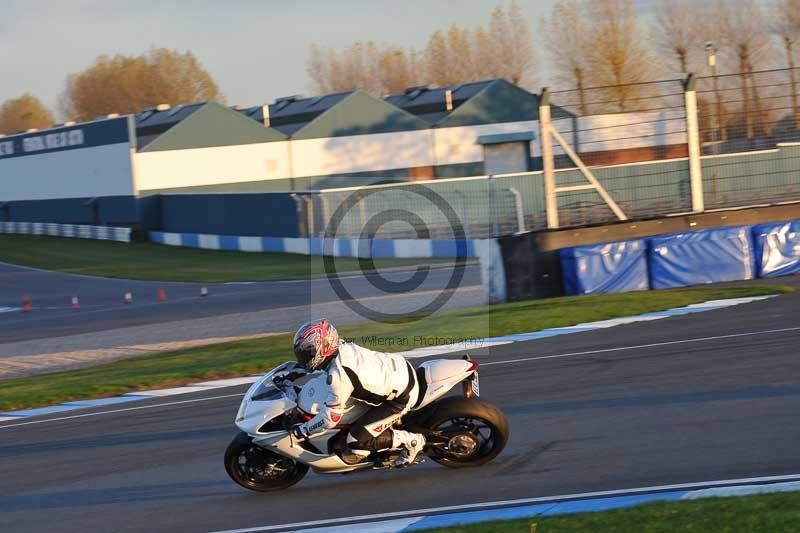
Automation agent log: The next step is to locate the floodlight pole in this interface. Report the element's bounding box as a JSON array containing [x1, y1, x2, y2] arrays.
[[539, 88, 558, 229], [684, 73, 705, 213]]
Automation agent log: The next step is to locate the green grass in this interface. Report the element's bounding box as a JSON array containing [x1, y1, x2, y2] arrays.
[[0, 284, 789, 412], [0, 235, 448, 282], [422, 491, 800, 532]]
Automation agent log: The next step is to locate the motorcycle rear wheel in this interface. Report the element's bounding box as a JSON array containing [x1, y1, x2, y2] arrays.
[[225, 432, 309, 492], [423, 398, 509, 468]]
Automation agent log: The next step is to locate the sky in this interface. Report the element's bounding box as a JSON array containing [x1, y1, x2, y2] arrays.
[[2, 0, 662, 118]]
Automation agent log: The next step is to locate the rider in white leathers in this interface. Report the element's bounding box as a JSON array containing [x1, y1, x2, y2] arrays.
[[289, 319, 426, 466]]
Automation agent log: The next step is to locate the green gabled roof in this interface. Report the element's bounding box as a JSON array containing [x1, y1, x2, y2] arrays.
[[140, 102, 286, 152], [291, 90, 431, 140], [436, 79, 574, 128]]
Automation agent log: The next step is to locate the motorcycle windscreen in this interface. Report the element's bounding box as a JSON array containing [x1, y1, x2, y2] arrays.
[[250, 381, 284, 401]]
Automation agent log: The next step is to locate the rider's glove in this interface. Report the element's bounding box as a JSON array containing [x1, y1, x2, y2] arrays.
[[273, 370, 307, 387], [290, 423, 308, 442]]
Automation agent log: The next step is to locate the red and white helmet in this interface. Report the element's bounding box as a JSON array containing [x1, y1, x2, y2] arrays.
[[293, 319, 340, 371]]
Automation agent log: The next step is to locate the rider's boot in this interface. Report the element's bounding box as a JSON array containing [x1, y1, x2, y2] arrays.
[[392, 429, 426, 466], [342, 435, 372, 464]]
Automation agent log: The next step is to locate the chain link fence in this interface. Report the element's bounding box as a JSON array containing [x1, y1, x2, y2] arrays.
[[301, 179, 527, 240], [294, 67, 800, 238], [697, 67, 800, 209], [549, 79, 692, 226]]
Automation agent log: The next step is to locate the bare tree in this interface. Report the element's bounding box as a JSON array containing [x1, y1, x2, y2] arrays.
[[378, 47, 422, 94], [489, 1, 536, 86], [307, 1, 537, 94], [425, 30, 455, 86], [771, 0, 800, 128], [653, 0, 706, 75], [544, 0, 593, 114], [308, 42, 422, 95], [447, 25, 476, 86], [0, 94, 55, 135], [473, 26, 496, 81], [424, 2, 537, 87], [588, 0, 657, 112], [61, 48, 222, 121], [717, 0, 773, 138]]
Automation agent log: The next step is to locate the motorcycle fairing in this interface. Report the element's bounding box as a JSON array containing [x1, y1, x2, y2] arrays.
[[233, 358, 480, 474]]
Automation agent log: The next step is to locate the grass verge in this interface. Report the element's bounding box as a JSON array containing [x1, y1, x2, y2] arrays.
[[0, 235, 450, 282], [421, 491, 800, 532], [0, 284, 789, 412]]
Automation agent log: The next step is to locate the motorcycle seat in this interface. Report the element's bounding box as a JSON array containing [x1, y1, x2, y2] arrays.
[[413, 366, 428, 409]]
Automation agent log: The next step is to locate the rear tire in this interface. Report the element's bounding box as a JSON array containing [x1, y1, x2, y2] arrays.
[[224, 432, 308, 492], [421, 398, 509, 468]]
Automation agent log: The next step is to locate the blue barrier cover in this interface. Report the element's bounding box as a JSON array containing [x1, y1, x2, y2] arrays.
[[752, 220, 800, 278], [648, 226, 755, 289], [560, 240, 649, 295]]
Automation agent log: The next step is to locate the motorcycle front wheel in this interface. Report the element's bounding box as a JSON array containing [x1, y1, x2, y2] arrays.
[[224, 432, 309, 492]]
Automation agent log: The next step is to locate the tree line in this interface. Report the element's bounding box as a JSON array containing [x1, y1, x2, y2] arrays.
[[308, 0, 800, 100], [2, 0, 799, 135], [0, 48, 220, 135]]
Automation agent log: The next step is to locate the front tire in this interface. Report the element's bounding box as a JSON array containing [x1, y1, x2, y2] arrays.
[[224, 432, 308, 492], [422, 398, 509, 468]]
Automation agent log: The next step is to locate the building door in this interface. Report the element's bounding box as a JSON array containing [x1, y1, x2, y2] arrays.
[[483, 142, 530, 175]]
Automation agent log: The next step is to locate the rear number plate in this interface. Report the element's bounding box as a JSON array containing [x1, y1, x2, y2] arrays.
[[470, 372, 480, 397]]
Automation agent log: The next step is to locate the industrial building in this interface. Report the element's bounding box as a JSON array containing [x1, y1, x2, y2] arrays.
[[0, 78, 687, 231]]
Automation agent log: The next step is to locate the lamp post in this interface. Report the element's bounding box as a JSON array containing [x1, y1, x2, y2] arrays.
[[705, 41, 726, 143]]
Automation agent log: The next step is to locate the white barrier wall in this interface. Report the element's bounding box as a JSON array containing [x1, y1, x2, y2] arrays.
[[0, 117, 135, 200], [291, 129, 436, 177], [133, 141, 292, 192], [0, 221, 132, 242]]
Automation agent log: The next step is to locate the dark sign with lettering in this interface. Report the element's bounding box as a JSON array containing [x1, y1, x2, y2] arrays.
[[0, 116, 131, 160]]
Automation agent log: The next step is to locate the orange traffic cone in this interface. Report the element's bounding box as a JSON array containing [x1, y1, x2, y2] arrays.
[[200, 286, 208, 297], [158, 288, 166, 302], [124, 291, 133, 304], [71, 295, 80, 310], [22, 294, 31, 313]]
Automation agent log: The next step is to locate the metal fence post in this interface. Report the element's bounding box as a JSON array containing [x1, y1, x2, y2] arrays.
[[508, 187, 526, 233], [684, 74, 705, 213], [488, 174, 499, 237], [454, 190, 470, 238], [539, 88, 558, 228]]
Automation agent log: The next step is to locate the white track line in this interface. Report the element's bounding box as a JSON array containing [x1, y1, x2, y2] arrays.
[[481, 325, 800, 367], [207, 473, 800, 533], [0, 393, 244, 430], [2, 324, 799, 429]]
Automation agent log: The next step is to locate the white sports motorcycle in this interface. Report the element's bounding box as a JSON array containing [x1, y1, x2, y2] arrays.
[[225, 355, 509, 492]]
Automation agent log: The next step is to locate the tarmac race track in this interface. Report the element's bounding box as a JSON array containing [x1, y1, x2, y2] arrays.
[[1, 286, 799, 532], [0, 261, 481, 343]]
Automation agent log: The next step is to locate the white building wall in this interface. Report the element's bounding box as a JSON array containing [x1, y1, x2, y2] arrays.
[[0, 143, 135, 200], [290, 129, 435, 177], [553, 110, 687, 154], [430, 111, 686, 171], [133, 141, 292, 192], [433, 120, 540, 166]]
